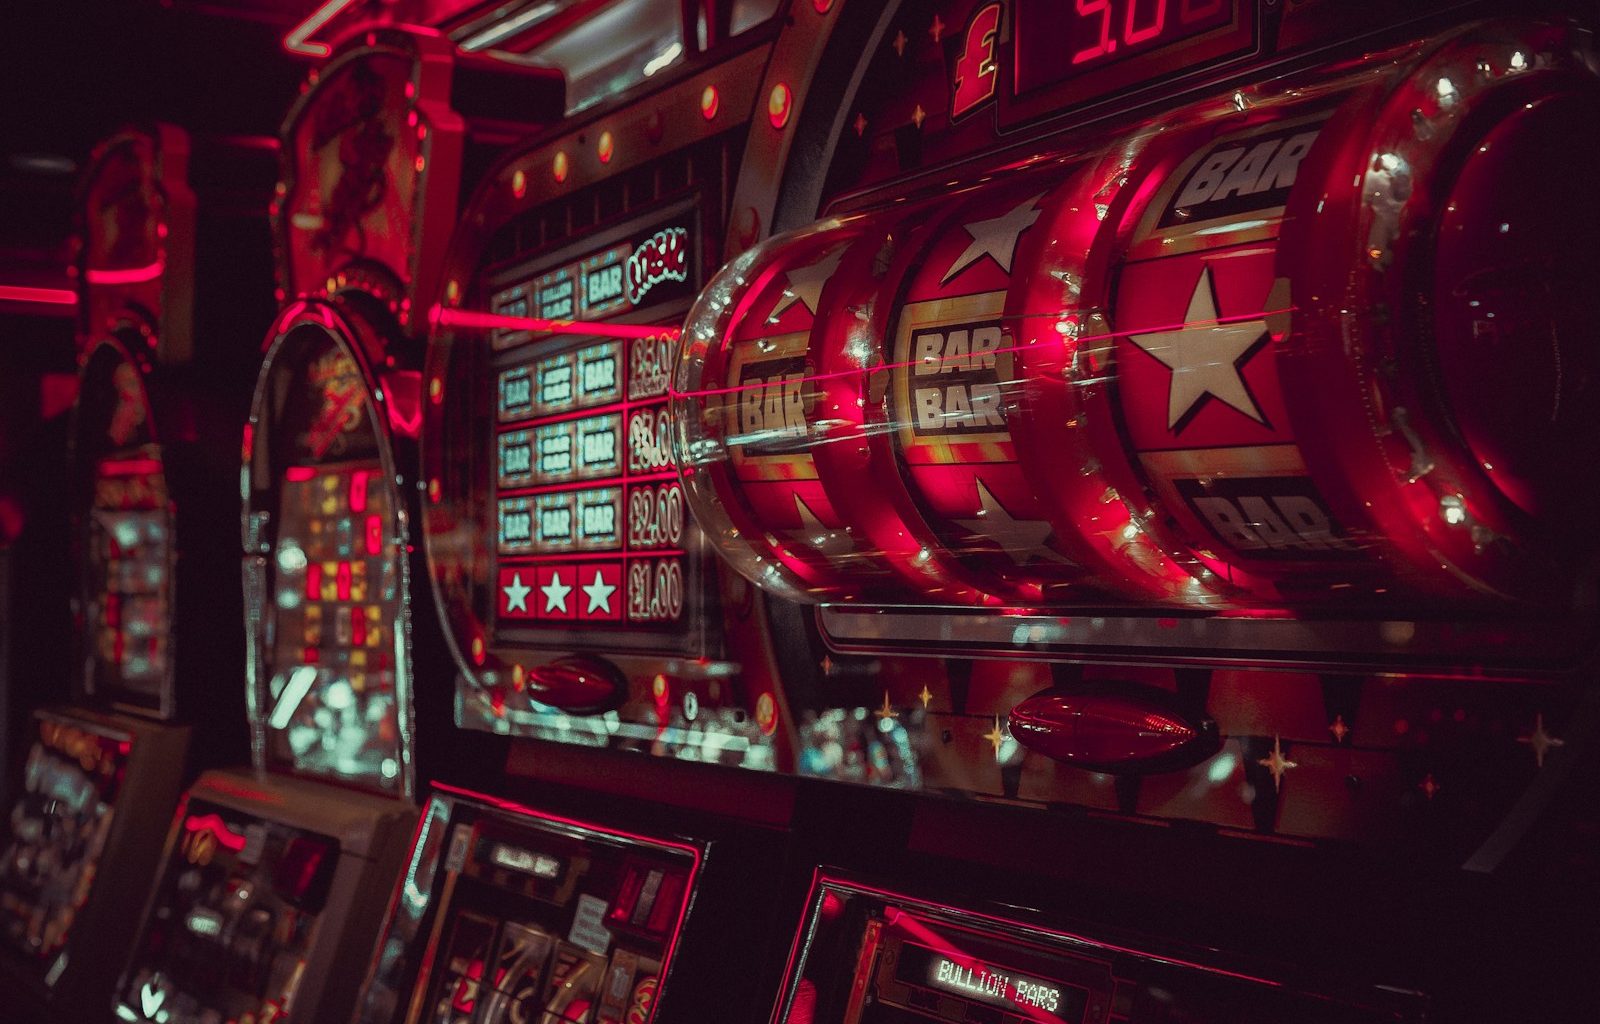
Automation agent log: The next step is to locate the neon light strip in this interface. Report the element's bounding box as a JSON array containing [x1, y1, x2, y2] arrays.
[[283, 0, 357, 57], [435, 307, 682, 342], [85, 261, 164, 285], [183, 812, 248, 852], [0, 284, 76, 306], [672, 305, 1297, 401]]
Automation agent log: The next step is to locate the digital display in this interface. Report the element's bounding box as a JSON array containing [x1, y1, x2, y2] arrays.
[[895, 942, 1089, 1022], [490, 220, 696, 638], [88, 454, 172, 702], [0, 716, 130, 961], [1014, 0, 1244, 98], [266, 461, 403, 788], [117, 801, 337, 1024]]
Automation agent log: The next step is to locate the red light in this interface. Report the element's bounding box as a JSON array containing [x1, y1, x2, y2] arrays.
[[553, 151, 569, 183], [306, 563, 323, 601], [435, 307, 680, 342], [349, 470, 369, 512], [285, 466, 316, 482], [0, 284, 76, 306], [598, 131, 614, 164], [768, 83, 792, 129], [365, 514, 383, 556], [183, 813, 247, 852], [336, 561, 352, 601], [700, 86, 720, 120], [351, 605, 366, 646], [511, 169, 527, 198], [85, 260, 165, 285]]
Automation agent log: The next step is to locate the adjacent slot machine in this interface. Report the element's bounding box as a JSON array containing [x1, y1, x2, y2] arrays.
[[0, 125, 260, 1020], [355, 5, 802, 1021], [113, 35, 562, 1024], [670, 1, 1599, 1020]]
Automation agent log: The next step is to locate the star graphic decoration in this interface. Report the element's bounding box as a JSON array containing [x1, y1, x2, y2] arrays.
[[982, 715, 1007, 758], [954, 480, 1071, 567], [540, 571, 571, 614], [582, 570, 616, 615], [893, 29, 908, 57], [875, 692, 898, 723], [928, 13, 945, 41], [1329, 715, 1350, 743], [853, 112, 867, 136], [769, 247, 844, 322], [1127, 265, 1271, 432], [941, 195, 1044, 285], [1256, 735, 1298, 792], [503, 572, 532, 613], [1419, 774, 1441, 800], [918, 684, 933, 709], [1518, 712, 1566, 768], [792, 494, 854, 556], [912, 104, 927, 129]]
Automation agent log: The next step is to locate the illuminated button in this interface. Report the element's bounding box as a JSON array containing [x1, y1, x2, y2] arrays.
[[553, 150, 569, 183], [755, 692, 778, 734], [768, 83, 792, 129], [445, 280, 460, 303], [598, 131, 614, 164], [512, 169, 527, 198], [700, 85, 720, 120]]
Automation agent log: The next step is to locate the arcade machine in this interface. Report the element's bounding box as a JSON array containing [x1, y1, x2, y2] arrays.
[[671, 0, 1600, 1021], [353, 3, 808, 1021], [0, 125, 260, 1019], [112, 32, 561, 1024]]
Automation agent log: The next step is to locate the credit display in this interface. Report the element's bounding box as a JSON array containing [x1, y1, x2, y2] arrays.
[[1015, 0, 1238, 89], [0, 714, 130, 963], [116, 800, 338, 1024], [352, 789, 699, 1024]]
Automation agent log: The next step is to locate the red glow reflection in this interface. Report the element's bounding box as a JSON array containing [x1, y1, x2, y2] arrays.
[[85, 261, 165, 285], [434, 307, 682, 342], [183, 813, 247, 852]]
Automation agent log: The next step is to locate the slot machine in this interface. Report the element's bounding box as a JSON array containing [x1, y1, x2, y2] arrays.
[[667, 0, 1600, 1021], [0, 125, 260, 1020], [352, 5, 806, 1022], [112, 33, 561, 1024]]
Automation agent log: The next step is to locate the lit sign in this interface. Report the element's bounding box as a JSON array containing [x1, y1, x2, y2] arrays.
[[894, 942, 1088, 1023], [488, 843, 562, 879], [626, 227, 690, 306], [1013, 0, 1248, 102]]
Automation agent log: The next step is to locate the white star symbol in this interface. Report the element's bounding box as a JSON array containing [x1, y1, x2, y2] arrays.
[[503, 572, 532, 613], [1127, 265, 1269, 432], [540, 571, 571, 614], [941, 194, 1043, 284], [769, 247, 844, 321], [582, 569, 616, 614], [954, 480, 1071, 566], [792, 493, 853, 556]]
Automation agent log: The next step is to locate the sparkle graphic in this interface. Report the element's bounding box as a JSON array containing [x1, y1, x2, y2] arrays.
[[875, 691, 898, 723], [503, 572, 532, 613], [918, 684, 934, 709], [942, 195, 1043, 284], [853, 112, 868, 136], [1329, 715, 1350, 743], [540, 571, 571, 614], [954, 480, 1070, 566], [1519, 712, 1566, 768], [1127, 265, 1270, 431], [1419, 773, 1441, 800], [983, 715, 1007, 758], [929, 13, 945, 41], [582, 569, 616, 614], [912, 104, 927, 129], [1256, 735, 1298, 792], [893, 29, 908, 56], [769, 247, 844, 321]]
